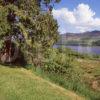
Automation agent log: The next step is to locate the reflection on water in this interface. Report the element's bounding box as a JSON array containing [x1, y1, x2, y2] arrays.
[[54, 45, 100, 55]]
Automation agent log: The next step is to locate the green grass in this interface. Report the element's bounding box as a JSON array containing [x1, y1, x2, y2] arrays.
[[0, 65, 84, 100], [30, 58, 100, 100]]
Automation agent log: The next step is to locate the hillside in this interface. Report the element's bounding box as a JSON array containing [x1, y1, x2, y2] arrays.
[[57, 30, 100, 45], [0, 65, 84, 100]]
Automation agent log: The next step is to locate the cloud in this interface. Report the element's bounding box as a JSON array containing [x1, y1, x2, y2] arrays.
[[52, 3, 100, 33]]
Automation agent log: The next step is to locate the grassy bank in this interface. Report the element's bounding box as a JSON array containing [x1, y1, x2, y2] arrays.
[[0, 65, 85, 100], [29, 48, 100, 100], [31, 60, 100, 100]]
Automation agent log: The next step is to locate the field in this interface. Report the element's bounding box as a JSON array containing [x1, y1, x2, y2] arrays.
[[0, 65, 84, 100]]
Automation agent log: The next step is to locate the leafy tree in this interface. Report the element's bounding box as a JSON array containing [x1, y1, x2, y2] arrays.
[[0, 0, 60, 65]]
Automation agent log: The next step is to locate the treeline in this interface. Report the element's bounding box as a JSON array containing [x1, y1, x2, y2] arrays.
[[57, 40, 100, 46]]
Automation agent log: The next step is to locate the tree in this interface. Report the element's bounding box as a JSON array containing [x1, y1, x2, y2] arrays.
[[0, 0, 60, 66]]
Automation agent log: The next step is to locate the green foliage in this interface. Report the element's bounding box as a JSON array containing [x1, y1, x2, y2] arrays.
[[42, 48, 73, 74], [0, 6, 10, 36], [32, 60, 100, 100], [0, 0, 59, 64]]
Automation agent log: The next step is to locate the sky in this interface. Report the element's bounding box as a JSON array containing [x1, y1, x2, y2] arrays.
[[52, 0, 100, 34]]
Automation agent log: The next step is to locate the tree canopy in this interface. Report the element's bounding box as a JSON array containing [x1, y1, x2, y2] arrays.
[[0, 0, 60, 65]]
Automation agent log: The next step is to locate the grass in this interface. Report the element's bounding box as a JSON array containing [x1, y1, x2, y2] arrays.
[[30, 58, 100, 100], [0, 65, 84, 100], [0, 48, 100, 100]]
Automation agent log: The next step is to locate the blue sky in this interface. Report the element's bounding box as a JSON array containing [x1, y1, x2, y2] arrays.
[[52, 0, 100, 33], [55, 0, 100, 17]]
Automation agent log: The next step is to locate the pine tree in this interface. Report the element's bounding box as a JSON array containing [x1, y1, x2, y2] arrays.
[[0, 0, 60, 66]]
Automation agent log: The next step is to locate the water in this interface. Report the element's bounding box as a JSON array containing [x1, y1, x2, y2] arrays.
[[54, 45, 100, 55]]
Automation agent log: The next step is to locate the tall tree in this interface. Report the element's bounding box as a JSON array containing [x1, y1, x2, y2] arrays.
[[0, 0, 60, 65]]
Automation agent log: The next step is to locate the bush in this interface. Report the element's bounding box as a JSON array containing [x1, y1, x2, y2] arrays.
[[42, 48, 73, 74]]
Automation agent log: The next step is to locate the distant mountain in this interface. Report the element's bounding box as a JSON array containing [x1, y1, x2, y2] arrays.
[[57, 30, 100, 46]]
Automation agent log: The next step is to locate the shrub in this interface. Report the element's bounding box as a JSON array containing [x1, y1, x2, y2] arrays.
[[42, 48, 73, 74]]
